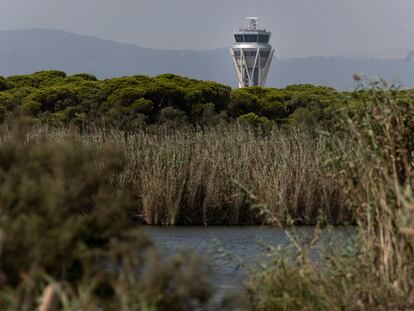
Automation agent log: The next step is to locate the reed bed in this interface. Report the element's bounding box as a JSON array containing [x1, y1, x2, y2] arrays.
[[36, 124, 352, 225]]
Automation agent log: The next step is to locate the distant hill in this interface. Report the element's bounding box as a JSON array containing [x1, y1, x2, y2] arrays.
[[1, 28, 414, 90]]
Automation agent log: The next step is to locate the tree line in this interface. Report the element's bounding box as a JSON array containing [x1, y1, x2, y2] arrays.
[[0, 70, 410, 130]]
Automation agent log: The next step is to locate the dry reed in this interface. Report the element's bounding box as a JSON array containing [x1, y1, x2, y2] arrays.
[[33, 124, 352, 225], [243, 86, 414, 310], [335, 87, 414, 298]]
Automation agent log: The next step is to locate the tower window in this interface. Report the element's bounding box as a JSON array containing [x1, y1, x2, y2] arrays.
[[258, 35, 270, 43], [235, 35, 244, 42], [244, 34, 258, 42]]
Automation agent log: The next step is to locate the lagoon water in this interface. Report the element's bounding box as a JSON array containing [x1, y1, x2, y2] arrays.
[[143, 226, 356, 293]]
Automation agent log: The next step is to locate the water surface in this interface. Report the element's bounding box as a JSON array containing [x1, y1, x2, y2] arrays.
[[143, 226, 356, 292]]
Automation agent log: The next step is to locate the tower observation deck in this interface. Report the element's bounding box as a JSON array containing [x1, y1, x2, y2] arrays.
[[230, 17, 275, 88]]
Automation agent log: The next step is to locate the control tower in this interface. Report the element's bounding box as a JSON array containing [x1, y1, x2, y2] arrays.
[[230, 17, 274, 88]]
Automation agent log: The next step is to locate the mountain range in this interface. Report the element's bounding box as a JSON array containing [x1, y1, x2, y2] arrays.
[[1, 28, 413, 90]]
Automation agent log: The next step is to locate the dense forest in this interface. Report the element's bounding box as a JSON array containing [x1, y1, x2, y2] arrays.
[[0, 70, 359, 129]]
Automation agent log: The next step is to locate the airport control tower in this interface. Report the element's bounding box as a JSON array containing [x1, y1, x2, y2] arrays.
[[230, 17, 274, 88]]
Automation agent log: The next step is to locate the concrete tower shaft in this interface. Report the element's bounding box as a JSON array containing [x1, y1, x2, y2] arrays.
[[230, 17, 275, 88]]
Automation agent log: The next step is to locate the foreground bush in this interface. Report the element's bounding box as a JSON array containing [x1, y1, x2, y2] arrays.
[[242, 84, 414, 310], [243, 242, 412, 310], [337, 84, 414, 298], [0, 124, 222, 311]]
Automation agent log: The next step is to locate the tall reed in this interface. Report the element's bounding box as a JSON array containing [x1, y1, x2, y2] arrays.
[[42, 124, 351, 225], [243, 85, 414, 310], [335, 86, 414, 296]]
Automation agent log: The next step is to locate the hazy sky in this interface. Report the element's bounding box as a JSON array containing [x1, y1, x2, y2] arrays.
[[1, 0, 414, 57]]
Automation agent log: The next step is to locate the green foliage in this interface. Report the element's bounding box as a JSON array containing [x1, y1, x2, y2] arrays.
[[2, 73, 228, 128], [0, 76, 10, 91], [229, 85, 347, 125], [190, 102, 226, 125], [21, 99, 41, 115], [243, 246, 412, 311], [238, 112, 272, 127], [2, 71, 411, 131], [0, 92, 13, 108], [7, 70, 67, 88], [1, 86, 36, 106], [71, 73, 98, 81], [288, 107, 321, 127], [136, 252, 214, 311], [0, 123, 222, 310], [158, 106, 188, 127], [107, 87, 147, 107], [130, 98, 154, 114], [0, 125, 133, 287], [100, 75, 152, 98], [191, 102, 215, 116], [229, 88, 261, 117]]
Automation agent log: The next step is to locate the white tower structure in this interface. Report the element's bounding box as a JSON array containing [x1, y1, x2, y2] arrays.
[[230, 17, 275, 88]]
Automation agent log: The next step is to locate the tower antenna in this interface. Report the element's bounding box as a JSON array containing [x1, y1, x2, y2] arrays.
[[246, 17, 258, 30]]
